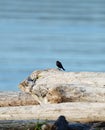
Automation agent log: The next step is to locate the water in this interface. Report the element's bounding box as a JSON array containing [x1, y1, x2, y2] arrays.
[[0, 0, 105, 91]]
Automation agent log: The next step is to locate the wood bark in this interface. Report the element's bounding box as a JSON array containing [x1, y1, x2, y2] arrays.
[[0, 102, 105, 123]]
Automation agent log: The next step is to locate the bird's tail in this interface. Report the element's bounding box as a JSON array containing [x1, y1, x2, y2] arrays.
[[62, 67, 65, 71]]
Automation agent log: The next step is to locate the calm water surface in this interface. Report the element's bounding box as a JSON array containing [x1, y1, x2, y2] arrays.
[[0, 0, 105, 90]]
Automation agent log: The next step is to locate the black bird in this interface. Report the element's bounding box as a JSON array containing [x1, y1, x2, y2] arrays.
[[52, 115, 69, 130], [56, 61, 65, 71], [52, 115, 92, 130]]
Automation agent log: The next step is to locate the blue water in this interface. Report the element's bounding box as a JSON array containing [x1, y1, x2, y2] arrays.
[[0, 0, 105, 91]]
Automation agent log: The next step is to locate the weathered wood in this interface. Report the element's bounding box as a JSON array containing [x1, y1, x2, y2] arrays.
[[0, 117, 105, 130], [0, 102, 105, 123], [0, 120, 36, 130], [1, 70, 105, 126], [19, 69, 105, 104], [0, 91, 39, 107], [0, 120, 53, 130], [0, 119, 105, 130]]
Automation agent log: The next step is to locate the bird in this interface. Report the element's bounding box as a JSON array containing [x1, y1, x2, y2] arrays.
[[51, 115, 69, 130], [56, 61, 65, 71]]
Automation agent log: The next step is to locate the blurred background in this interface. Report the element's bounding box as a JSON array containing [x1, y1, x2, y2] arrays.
[[0, 0, 105, 91]]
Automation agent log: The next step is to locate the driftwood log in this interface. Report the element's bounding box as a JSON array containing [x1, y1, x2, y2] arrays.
[[0, 120, 38, 130], [19, 69, 105, 104], [0, 116, 105, 130], [0, 102, 105, 122], [1, 69, 105, 128], [0, 91, 39, 107]]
